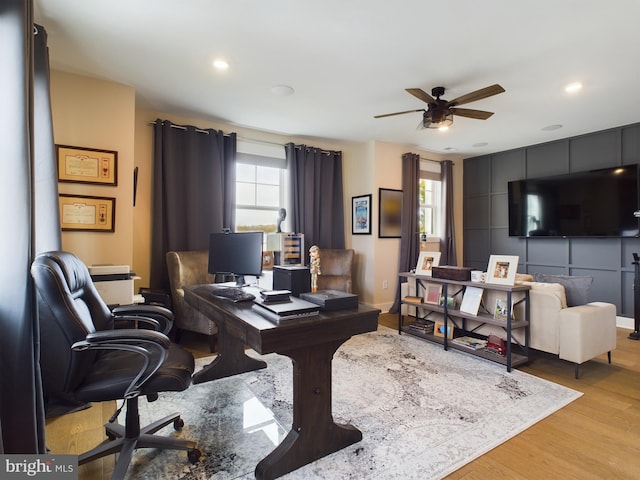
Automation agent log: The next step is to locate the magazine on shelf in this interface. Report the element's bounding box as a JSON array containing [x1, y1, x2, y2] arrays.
[[451, 336, 488, 350], [459, 286, 484, 315]]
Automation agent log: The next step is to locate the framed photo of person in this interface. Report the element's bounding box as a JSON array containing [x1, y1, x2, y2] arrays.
[[415, 251, 441, 276], [485, 255, 519, 286]]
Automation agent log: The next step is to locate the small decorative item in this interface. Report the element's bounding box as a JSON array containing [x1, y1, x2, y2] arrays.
[[276, 208, 287, 233], [56, 144, 118, 185], [262, 251, 274, 269], [378, 188, 402, 238], [58, 194, 115, 232], [440, 295, 456, 308], [424, 283, 443, 305], [485, 255, 519, 286], [309, 245, 321, 292], [493, 297, 510, 320], [415, 251, 441, 276], [434, 320, 454, 339], [352, 194, 372, 235]]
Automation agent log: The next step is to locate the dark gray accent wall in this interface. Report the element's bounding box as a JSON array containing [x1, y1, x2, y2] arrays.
[[463, 122, 640, 317]]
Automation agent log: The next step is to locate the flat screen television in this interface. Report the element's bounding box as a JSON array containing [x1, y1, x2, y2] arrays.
[[208, 231, 263, 286], [508, 165, 639, 238]]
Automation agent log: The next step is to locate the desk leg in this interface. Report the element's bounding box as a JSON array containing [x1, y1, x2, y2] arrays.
[[192, 322, 267, 384], [255, 338, 362, 480]]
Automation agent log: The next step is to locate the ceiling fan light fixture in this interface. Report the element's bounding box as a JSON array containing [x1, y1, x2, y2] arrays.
[[426, 112, 453, 130]]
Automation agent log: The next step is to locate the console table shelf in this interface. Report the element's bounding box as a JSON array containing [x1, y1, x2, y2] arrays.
[[397, 272, 531, 372]]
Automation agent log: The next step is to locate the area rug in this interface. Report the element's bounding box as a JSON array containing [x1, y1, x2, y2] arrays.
[[129, 326, 582, 479]]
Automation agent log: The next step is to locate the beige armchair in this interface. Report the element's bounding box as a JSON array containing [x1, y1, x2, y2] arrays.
[[166, 250, 218, 352], [316, 249, 355, 293]]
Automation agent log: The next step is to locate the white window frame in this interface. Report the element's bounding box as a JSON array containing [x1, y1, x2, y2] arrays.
[[419, 159, 442, 239]]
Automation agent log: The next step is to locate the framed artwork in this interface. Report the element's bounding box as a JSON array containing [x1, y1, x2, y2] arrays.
[[493, 297, 511, 320], [423, 283, 443, 305], [56, 144, 118, 185], [485, 255, 519, 286], [459, 286, 484, 315], [59, 194, 115, 232], [434, 320, 454, 339], [352, 194, 372, 235], [262, 251, 274, 269], [415, 251, 441, 276], [378, 188, 402, 238]]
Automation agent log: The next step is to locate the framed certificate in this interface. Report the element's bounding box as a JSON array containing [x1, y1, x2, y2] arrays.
[[59, 194, 115, 232], [56, 144, 118, 185]]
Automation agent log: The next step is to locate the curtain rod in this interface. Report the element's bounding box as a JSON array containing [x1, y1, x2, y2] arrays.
[[420, 157, 443, 165], [148, 121, 210, 134]]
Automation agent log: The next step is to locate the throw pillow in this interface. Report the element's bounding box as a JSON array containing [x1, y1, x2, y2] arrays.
[[532, 273, 593, 307]]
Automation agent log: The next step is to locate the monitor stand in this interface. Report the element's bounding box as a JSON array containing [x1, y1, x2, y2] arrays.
[[235, 275, 247, 287]]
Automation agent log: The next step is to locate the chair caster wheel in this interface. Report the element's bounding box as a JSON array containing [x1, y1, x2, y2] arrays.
[[188, 448, 202, 464], [173, 418, 184, 430]]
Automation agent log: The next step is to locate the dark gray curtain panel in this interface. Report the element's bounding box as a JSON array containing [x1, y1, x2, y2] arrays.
[[389, 152, 420, 314], [439, 160, 457, 266], [0, 2, 56, 453], [286, 143, 345, 252], [150, 120, 236, 291]]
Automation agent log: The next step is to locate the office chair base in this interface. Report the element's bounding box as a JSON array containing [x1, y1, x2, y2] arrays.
[[79, 411, 201, 480]]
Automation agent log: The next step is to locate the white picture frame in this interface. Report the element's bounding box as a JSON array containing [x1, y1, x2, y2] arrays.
[[485, 255, 519, 286], [415, 251, 441, 276], [459, 286, 484, 315]]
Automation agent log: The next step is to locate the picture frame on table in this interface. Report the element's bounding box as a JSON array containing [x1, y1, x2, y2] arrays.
[[485, 255, 519, 286], [378, 188, 402, 238], [415, 251, 441, 276], [423, 283, 443, 305], [352, 194, 372, 235], [493, 297, 512, 320], [58, 194, 115, 232], [262, 250, 275, 269], [56, 144, 118, 185], [434, 320, 454, 339]]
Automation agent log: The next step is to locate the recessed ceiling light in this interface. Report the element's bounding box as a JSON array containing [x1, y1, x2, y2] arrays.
[[213, 59, 229, 71], [472, 142, 488, 148], [564, 82, 582, 93], [270, 85, 294, 96], [541, 124, 563, 131]]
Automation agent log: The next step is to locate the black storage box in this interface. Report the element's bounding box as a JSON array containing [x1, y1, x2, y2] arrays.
[[431, 266, 473, 281], [300, 290, 358, 311], [273, 265, 311, 297]]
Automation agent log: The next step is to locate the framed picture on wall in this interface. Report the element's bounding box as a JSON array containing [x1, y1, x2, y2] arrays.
[[352, 194, 372, 234], [56, 144, 118, 185], [378, 188, 402, 238], [58, 194, 115, 232]]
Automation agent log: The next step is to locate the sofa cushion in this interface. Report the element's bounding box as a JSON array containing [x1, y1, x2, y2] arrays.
[[533, 273, 593, 307], [523, 280, 568, 309]]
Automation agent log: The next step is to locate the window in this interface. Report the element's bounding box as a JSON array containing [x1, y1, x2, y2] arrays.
[[235, 141, 288, 234], [419, 160, 442, 238]]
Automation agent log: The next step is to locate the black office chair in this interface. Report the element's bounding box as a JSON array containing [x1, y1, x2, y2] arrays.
[[31, 251, 201, 479]]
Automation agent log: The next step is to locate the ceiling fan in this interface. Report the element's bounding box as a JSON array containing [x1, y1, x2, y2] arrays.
[[375, 84, 505, 129]]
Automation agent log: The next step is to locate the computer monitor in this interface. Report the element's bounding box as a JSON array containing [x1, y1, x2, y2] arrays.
[[208, 231, 263, 286]]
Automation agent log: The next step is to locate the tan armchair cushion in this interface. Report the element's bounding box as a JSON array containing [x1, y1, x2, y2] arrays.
[[316, 249, 354, 293], [166, 250, 218, 337]]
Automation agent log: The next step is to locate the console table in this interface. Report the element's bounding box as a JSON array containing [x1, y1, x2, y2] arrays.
[[397, 272, 530, 372], [184, 284, 380, 480]]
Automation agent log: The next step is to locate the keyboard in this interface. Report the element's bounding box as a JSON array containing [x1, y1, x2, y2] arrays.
[[211, 287, 255, 303]]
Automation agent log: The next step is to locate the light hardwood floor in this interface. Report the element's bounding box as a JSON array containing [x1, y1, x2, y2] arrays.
[[45, 313, 640, 479]]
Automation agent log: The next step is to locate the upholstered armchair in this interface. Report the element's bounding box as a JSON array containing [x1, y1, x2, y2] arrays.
[[166, 250, 218, 352], [316, 248, 355, 293], [31, 251, 200, 479]]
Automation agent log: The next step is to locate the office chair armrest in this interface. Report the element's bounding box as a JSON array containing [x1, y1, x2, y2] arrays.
[[71, 329, 171, 399], [113, 314, 161, 331], [112, 304, 174, 335]]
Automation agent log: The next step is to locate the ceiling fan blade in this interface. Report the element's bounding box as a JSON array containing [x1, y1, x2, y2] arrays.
[[374, 109, 425, 119], [447, 84, 505, 107], [405, 88, 436, 105], [450, 108, 494, 120]]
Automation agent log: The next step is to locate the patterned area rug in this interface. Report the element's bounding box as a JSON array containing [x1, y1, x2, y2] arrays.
[[130, 326, 582, 479]]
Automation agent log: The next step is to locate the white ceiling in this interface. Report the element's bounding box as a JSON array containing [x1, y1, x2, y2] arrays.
[[34, 0, 640, 157]]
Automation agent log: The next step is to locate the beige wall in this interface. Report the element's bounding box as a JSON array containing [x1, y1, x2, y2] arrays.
[[51, 71, 464, 311], [50, 70, 136, 267]]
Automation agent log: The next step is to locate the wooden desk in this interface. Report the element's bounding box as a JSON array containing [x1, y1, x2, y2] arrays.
[[184, 284, 380, 480]]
